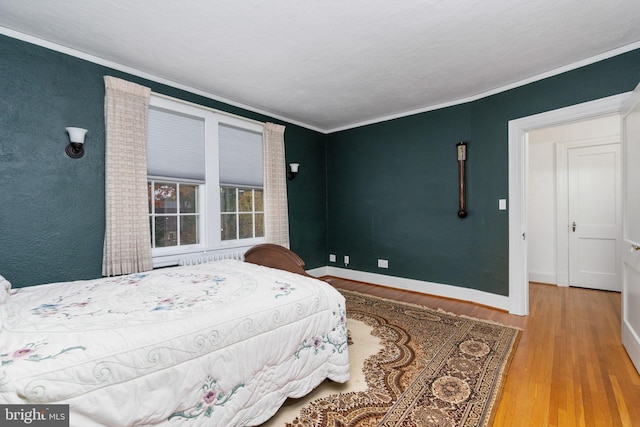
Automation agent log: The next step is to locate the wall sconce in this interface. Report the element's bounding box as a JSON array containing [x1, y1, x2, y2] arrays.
[[65, 127, 88, 159], [287, 163, 300, 180]]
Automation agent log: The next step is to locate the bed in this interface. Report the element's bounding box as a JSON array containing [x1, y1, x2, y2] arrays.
[[0, 244, 350, 426]]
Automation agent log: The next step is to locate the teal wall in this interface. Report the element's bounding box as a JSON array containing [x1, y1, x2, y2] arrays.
[[0, 35, 327, 287], [2, 33, 639, 296], [327, 48, 640, 296]]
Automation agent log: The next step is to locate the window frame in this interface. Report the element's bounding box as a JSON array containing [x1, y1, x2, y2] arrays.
[[148, 94, 265, 267]]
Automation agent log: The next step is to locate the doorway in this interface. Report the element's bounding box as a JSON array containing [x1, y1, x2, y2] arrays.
[[507, 92, 629, 316], [527, 116, 621, 292]]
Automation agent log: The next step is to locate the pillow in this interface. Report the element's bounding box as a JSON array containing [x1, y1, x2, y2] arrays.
[[0, 274, 11, 304]]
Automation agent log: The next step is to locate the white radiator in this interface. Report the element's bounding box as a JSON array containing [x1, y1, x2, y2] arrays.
[[178, 248, 248, 266]]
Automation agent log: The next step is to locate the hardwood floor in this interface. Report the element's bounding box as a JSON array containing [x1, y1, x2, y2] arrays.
[[321, 277, 640, 427]]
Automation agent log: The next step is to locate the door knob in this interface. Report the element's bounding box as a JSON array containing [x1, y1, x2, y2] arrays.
[[572, 221, 576, 232]]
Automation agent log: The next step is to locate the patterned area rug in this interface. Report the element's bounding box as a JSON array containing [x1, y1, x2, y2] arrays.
[[286, 289, 521, 427]]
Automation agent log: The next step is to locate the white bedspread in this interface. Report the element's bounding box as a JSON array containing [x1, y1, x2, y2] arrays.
[[0, 260, 350, 426]]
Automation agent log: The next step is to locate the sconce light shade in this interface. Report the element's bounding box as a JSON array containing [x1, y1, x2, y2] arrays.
[[65, 127, 87, 159], [287, 162, 300, 180]]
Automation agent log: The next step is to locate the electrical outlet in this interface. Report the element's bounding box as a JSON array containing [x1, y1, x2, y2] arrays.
[[329, 254, 336, 262], [344, 255, 350, 265], [378, 259, 389, 268]]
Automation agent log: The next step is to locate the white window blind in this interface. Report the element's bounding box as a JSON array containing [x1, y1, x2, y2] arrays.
[[219, 123, 263, 187], [147, 106, 206, 181]]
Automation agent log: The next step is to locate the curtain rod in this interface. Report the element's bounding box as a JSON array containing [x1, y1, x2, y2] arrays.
[[151, 92, 265, 127]]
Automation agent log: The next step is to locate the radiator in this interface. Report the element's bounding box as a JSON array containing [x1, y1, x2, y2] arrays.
[[178, 248, 248, 266]]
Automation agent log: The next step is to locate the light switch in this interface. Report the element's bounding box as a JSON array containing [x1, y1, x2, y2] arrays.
[[499, 199, 507, 210]]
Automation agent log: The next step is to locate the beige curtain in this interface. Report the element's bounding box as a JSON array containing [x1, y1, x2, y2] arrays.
[[102, 76, 153, 276], [263, 123, 290, 248]]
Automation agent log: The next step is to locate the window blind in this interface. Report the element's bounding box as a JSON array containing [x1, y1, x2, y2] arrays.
[[219, 123, 263, 187], [147, 106, 206, 181]]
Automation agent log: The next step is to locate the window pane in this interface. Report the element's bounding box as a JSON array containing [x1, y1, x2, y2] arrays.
[[154, 183, 177, 213], [254, 189, 263, 212], [220, 187, 236, 213], [255, 213, 264, 237], [221, 213, 237, 241], [239, 213, 253, 239], [179, 184, 198, 214], [155, 216, 177, 247], [180, 215, 199, 245], [238, 189, 253, 212]]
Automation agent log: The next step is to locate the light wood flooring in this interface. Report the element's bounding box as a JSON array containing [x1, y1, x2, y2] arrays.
[[321, 277, 640, 427]]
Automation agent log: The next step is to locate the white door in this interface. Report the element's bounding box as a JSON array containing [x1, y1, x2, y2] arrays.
[[622, 84, 640, 374], [568, 144, 621, 291]]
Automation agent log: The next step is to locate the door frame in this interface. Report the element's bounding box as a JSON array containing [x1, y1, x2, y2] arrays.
[[556, 137, 620, 287], [508, 92, 629, 315], [621, 83, 640, 373]]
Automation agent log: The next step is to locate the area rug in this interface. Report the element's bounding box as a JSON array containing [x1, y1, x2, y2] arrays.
[[274, 289, 521, 427]]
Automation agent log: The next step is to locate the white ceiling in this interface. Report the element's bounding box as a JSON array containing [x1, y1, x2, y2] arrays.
[[1, 0, 640, 133]]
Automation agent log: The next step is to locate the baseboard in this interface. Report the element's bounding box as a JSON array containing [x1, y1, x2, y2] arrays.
[[528, 271, 557, 285], [306, 266, 509, 312], [556, 271, 569, 287], [622, 321, 640, 374]]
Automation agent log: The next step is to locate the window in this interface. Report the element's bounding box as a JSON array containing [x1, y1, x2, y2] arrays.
[[146, 95, 265, 266], [218, 122, 264, 242], [149, 181, 200, 248], [221, 187, 264, 240]]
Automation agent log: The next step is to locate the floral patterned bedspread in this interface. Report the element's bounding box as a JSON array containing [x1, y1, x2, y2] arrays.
[[0, 260, 349, 426]]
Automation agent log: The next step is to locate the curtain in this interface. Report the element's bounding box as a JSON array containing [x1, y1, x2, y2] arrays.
[[263, 123, 290, 248], [102, 76, 153, 276]]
